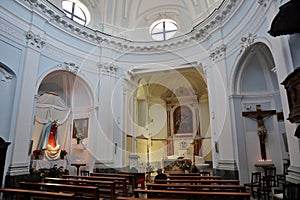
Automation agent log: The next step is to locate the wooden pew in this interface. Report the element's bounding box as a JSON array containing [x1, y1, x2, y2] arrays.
[[168, 173, 202, 176], [154, 179, 240, 185], [62, 175, 128, 196], [0, 188, 75, 200], [118, 171, 146, 188], [167, 175, 221, 180], [44, 177, 117, 199], [134, 188, 251, 200], [146, 183, 246, 192], [90, 172, 135, 190], [20, 181, 99, 200]]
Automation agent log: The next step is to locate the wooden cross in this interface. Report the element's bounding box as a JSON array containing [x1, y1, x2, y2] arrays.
[[242, 105, 276, 160]]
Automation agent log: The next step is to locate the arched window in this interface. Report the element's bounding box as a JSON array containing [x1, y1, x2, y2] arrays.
[[150, 19, 177, 41], [62, 0, 90, 25]]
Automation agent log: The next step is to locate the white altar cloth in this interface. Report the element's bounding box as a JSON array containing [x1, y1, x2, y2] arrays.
[[31, 159, 67, 170]]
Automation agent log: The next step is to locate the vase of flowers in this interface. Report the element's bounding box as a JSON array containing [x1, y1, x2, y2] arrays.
[[76, 133, 83, 144], [33, 149, 43, 160], [60, 150, 67, 159], [181, 159, 192, 173]]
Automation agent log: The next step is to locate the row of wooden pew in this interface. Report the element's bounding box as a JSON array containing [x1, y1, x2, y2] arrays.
[[0, 172, 251, 200], [0, 172, 136, 200], [130, 174, 251, 200]]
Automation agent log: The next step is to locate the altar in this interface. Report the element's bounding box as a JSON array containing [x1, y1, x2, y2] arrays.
[[31, 159, 67, 170], [161, 155, 204, 169]]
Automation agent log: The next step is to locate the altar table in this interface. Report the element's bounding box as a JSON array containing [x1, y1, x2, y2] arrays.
[[31, 159, 67, 170]]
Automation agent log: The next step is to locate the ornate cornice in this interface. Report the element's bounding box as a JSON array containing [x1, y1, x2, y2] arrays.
[[26, 31, 46, 50], [19, 0, 242, 53], [98, 63, 118, 75], [57, 62, 80, 74], [238, 33, 257, 55], [210, 44, 226, 62], [257, 0, 270, 7]]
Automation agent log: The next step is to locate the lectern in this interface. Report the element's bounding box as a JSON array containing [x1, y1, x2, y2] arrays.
[[281, 67, 300, 138]]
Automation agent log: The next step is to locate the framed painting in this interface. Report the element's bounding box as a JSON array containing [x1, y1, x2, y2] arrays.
[[173, 105, 193, 135], [72, 118, 89, 139]]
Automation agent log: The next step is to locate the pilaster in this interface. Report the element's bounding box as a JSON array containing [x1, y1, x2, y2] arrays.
[[6, 31, 45, 178]]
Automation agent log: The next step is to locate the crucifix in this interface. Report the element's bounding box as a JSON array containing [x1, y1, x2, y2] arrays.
[[242, 105, 276, 160]]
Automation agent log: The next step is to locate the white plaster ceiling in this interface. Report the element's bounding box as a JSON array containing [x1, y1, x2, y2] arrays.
[[50, 0, 223, 41]]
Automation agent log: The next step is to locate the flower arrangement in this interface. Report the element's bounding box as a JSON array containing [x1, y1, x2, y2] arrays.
[[165, 159, 193, 172], [32, 149, 43, 159], [181, 159, 192, 171], [76, 132, 83, 144]]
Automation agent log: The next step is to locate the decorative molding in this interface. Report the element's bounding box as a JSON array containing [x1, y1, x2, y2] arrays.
[[238, 33, 257, 55], [0, 67, 14, 82], [286, 165, 300, 183], [0, 23, 23, 41], [210, 44, 226, 61], [26, 31, 46, 50], [217, 159, 238, 171], [58, 62, 80, 74], [19, 0, 241, 53], [257, 0, 270, 7], [7, 162, 30, 176], [98, 63, 118, 75]]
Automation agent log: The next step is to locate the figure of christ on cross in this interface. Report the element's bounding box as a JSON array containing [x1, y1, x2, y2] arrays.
[[242, 105, 276, 160]]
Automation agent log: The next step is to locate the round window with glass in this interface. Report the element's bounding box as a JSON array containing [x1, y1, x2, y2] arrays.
[[150, 19, 177, 41]]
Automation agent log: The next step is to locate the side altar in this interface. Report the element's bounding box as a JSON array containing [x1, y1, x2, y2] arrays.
[[31, 159, 67, 170]]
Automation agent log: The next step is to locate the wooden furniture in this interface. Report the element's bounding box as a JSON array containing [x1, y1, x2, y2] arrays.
[[62, 175, 127, 196], [168, 173, 201, 176], [0, 137, 10, 188], [283, 183, 300, 199], [44, 177, 117, 199], [154, 179, 240, 185], [20, 181, 99, 200], [118, 171, 146, 189], [277, 161, 290, 187], [244, 172, 261, 198], [81, 169, 90, 176], [282, 67, 300, 124], [134, 188, 251, 200], [71, 163, 86, 176], [0, 188, 75, 199], [167, 175, 221, 180], [91, 172, 135, 190], [147, 183, 246, 192]]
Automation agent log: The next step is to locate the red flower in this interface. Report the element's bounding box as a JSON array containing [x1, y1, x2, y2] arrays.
[[33, 149, 43, 155]]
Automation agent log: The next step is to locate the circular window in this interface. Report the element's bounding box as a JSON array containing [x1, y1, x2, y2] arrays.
[[62, 0, 91, 25], [150, 19, 177, 41]]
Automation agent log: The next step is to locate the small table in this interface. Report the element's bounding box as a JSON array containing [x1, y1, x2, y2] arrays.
[[254, 163, 275, 175], [71, 163, 86, 176]]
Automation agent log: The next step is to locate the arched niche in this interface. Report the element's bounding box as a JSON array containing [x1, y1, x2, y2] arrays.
[[232, 42, 287, 183], [0, 63, 16, 140], [33, 70, 93, 162]]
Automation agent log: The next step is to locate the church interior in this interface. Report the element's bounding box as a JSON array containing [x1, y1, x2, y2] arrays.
[[1, 0, 300, 199]]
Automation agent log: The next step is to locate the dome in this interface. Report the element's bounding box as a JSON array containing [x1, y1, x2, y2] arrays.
[[49, 0, 224, 41]]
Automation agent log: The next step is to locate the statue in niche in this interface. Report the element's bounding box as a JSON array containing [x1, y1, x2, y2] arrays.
[[38, 120, 61, 160]]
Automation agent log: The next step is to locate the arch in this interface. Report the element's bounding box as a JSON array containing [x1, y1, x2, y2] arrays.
[[0, 63, 16, 140], [230, 42, 287, 184]]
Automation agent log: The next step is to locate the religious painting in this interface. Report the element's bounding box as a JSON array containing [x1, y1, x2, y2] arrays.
[[72, 118, 88, 139], [173, 105, 193, 134]]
